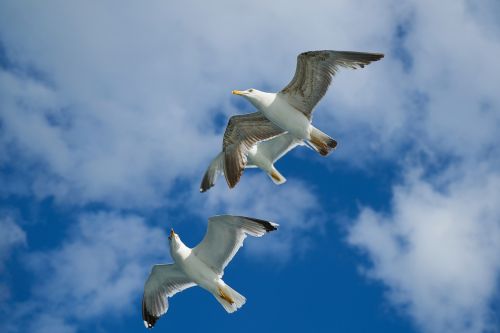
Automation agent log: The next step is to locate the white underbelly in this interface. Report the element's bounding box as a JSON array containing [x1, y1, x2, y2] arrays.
[[181, 254, 219, 292], [261, 96, 311, 139], [247, 145, 272, 171]]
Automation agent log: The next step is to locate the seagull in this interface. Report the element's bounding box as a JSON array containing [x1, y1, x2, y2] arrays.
[[200, 133, 303, 192], [221, 50, 383, 186], [142, 215, 278, 328]]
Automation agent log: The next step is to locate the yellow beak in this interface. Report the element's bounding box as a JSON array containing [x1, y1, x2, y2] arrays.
[[169, 228, 175, 239], [232, 90, 244, 95]]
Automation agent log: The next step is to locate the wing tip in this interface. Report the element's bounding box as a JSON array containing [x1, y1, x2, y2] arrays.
[[200, 177, 211, 193], [238, 216, 279, 232], [142, 297, 159, 329], [199, 185, 211, 193], [210, 215, 279, 232], [302, 50, 385, 66], [340, 51, 384, 66]]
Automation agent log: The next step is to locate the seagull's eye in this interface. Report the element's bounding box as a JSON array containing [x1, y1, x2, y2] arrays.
[[248, 89, 254, 93]]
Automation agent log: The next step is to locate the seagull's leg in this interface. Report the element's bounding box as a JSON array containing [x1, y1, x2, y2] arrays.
[[267, 166, 286, 185], [212, 282, 246, 313], [218, 286, 235, 304]]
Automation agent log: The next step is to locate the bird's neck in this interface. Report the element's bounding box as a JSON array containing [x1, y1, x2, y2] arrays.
[[249, 92, 276, 109], [171, 240, 191, 261]]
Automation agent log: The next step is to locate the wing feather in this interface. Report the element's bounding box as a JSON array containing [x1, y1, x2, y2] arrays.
[[279, 50, 384, 117], [222, 112, 285, 188], [200, 152, 224, 192], [193, 215, 278, 276], [142, 264, 195, 328]]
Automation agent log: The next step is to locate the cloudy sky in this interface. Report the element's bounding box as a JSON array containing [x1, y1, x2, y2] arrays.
[[1, 1, 499, 332]]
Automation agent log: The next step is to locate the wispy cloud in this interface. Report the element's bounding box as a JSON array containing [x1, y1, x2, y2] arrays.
[[0, 217, 26, 270], [0, 0, 397, 207], [1, 1, 500, 332], [2, 212, 165, 333], [340, 1, 500, 332], [2, 0, 498, 207], [0, 217, 26, 303], [348, 166, 500, 333]]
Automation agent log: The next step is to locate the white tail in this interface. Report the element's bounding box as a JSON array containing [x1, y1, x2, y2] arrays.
[[307, 127, 337, 156], [214, 283, 247, 313], [267, 166, 286, 185]]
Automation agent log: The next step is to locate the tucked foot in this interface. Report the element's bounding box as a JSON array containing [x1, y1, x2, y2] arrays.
[[218, 286, 235, 304]]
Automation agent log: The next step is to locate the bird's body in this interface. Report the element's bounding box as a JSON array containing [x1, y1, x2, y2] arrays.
[[142, 215, 278, 328], [245, 92, 311, 140], [203, 50, 383, 190], [200, 133, 302, 192], [169, 240, 216, 291], [246, 141, 285, 181]]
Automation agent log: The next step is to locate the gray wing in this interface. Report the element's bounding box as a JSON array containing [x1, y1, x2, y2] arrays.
[[142, 264, 195, 329], [200, 152, 224, 193], [257, 133, 303, 163], [222, 112, 285, 188], [279, 50, 384, 117], [193, 215, 278, 276]]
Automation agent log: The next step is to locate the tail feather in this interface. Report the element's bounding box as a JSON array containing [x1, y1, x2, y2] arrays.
[[267, 166, 286, 185], [200, 152, 224, 192], [307, 127, 337, 156], [214, 284, 246, 313]]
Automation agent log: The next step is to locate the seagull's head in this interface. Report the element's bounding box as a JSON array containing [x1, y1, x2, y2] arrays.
[[232, 88, 258, 98], [232, 88, 262, 102], [168, 228, 180, 245], [168, 228, 186, 256], [232, 88, 274, 108], [168, 228, 183, 253], [168, 228, 175, 240]]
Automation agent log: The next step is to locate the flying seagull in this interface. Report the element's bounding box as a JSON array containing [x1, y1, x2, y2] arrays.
[[142, 215, 278, 329], [200, 133, 303, 192], [220, 50, 383, 187]]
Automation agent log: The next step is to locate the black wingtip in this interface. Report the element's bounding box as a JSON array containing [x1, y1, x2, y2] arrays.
[[238, 216, 278, 232], [336, 51, 384, 65], [142, 298, 159, 329], [369, 53, 384, 61], [200, 174, 213, 193]]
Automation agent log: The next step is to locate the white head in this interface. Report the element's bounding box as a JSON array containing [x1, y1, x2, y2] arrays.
[[168, 228, 183, 252], [232, 88, 274, 108]]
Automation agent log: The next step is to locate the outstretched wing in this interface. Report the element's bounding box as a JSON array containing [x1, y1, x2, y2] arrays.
[[142, 264, 195, 329], [279, 50, 384, 117], [222, 112, 285, 188], [257, 133, 303, 163], [193, 215, 278, 276]]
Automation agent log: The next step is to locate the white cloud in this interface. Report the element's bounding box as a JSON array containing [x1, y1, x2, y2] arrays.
[[0, 217, 26, 270], [348, 167, 500, 333], [2, 212, 166, 333], [342, 3, 500, 332], [0, 0, 398, 206], [28, 315, 77, 333], [0, 217, 26, 303], [0, 1, 500, 332], [0, 0, 499, 205]]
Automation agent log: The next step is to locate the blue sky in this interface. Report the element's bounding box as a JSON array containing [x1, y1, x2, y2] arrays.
[[1, 1, 500, 333]]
